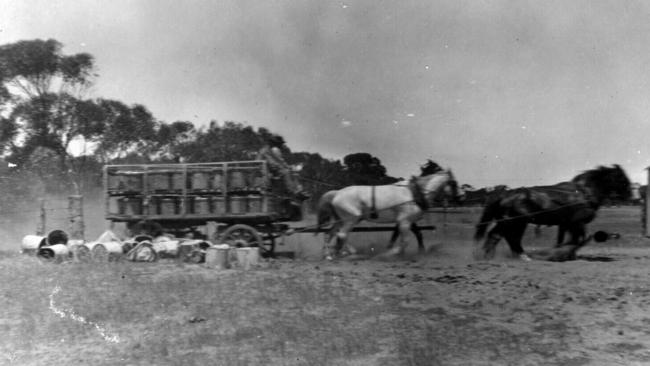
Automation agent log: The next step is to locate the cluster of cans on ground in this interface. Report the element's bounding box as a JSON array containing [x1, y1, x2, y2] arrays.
[[20, 229, 261, 269]]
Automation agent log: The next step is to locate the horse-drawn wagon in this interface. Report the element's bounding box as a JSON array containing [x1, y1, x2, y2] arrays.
[[103, 160, 304, 257]]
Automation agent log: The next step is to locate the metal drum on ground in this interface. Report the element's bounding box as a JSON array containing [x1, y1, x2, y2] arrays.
[[21, 235, 47, 254], [205, 245, 230, 269], [37, 244, 70, 262]]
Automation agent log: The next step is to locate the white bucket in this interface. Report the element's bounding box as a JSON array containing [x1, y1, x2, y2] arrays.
[[247, 247, 260, 267], [152, 239, 179, 257], [234, 247, 260, 270], [205, 245, 230, 269], [37, 244, 70, 262], [21, 235, 47, 255], [67, 240, 85, 262], [178, 240, 211, 263], [74, 244, 92, 263], [90, 241, 124, 262], [125, 241, 157, 262], [234, 248, 250, 270]]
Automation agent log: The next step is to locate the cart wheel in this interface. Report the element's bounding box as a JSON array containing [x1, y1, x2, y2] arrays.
[[220, 224, 271, 256]]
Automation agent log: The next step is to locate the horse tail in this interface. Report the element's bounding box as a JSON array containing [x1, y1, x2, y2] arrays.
[[315, 190, 339, 236], [474, 195, 503, 241]]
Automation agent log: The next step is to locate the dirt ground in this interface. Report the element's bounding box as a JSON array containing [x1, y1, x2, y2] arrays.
[[2, 206, 650, 365]]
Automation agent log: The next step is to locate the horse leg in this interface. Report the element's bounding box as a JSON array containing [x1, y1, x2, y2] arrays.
[[482, 223, 504, 260], [323, 222, 343, 260], [411, 223, 424, 253], [335, 220, 358, 257], [573, 225, 586, 245], [325, 221, 342, 245], [503, 221, 530, 261], [566, 224, 587, 260], [387, 224, 400, 249], [385, 221, 412, 257], [554, 225, 567, 247]]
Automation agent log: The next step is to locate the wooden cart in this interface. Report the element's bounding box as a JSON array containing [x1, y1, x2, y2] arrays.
[[103, 160, 302, 257]]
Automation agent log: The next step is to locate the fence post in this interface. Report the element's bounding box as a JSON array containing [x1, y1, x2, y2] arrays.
[[36, 198, 46, 235], [442, 200, 448, 234], [646, 168, 650, 237], [68, 195, 85, 240]]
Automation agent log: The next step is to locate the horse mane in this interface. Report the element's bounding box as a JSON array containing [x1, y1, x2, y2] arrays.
[[571, 165, 631, 201], [420, 160, 443, 176], [572, 165, 609, 182]]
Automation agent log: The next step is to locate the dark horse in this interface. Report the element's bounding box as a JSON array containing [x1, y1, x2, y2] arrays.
[[474, 165, 631, 260]]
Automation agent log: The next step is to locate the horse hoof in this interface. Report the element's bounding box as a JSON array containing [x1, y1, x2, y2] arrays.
[[519, 253, 532, 262], [385, 247, 402, 257], [339, 250, 353, 258]]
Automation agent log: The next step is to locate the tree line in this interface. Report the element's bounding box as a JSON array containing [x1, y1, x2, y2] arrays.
[[0, 39, 401, 210]]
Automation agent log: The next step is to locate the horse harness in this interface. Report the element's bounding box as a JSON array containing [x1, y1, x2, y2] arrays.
[[539, 183, 598, 209], [408, 177, 429, 210], [370, 186, 379, 219], [367, 176, 437, 218]]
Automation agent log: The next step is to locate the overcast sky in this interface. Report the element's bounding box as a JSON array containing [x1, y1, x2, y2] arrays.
[[2, 0, 650, 187]]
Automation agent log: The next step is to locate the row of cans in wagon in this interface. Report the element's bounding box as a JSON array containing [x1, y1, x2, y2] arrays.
[[109, 195, 266, 216], [108, 169, 267, 193]]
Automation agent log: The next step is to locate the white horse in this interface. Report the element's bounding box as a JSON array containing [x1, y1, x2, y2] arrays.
[[316, 190, 427, 252], [316, 170, 458, 259]]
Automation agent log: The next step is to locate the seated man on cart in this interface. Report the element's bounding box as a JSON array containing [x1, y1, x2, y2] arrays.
[[256, 136, 310, 219]]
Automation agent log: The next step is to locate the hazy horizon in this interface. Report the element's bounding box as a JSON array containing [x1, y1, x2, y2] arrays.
[[3, 0, 650, 187]]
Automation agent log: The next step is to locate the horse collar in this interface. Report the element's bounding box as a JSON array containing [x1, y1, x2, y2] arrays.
[[575, 182, 600, 208], [409, 177, 429, 210]]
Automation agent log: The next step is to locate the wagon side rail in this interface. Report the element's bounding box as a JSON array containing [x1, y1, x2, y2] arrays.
[[103, 160, 289, 224]]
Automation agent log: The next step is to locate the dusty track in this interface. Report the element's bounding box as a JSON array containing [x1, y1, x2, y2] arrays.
[[2, 207, 650, 365]]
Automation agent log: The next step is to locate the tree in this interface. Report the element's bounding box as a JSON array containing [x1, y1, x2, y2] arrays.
[[0, 39, 94, 99], [93, 99, 158, 161], [287, 151, 347, 207], [0, 39, 98, 192], [343, 152, 397, 185], [152, 121, 196, 161], [175, 121, 284, 162]]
